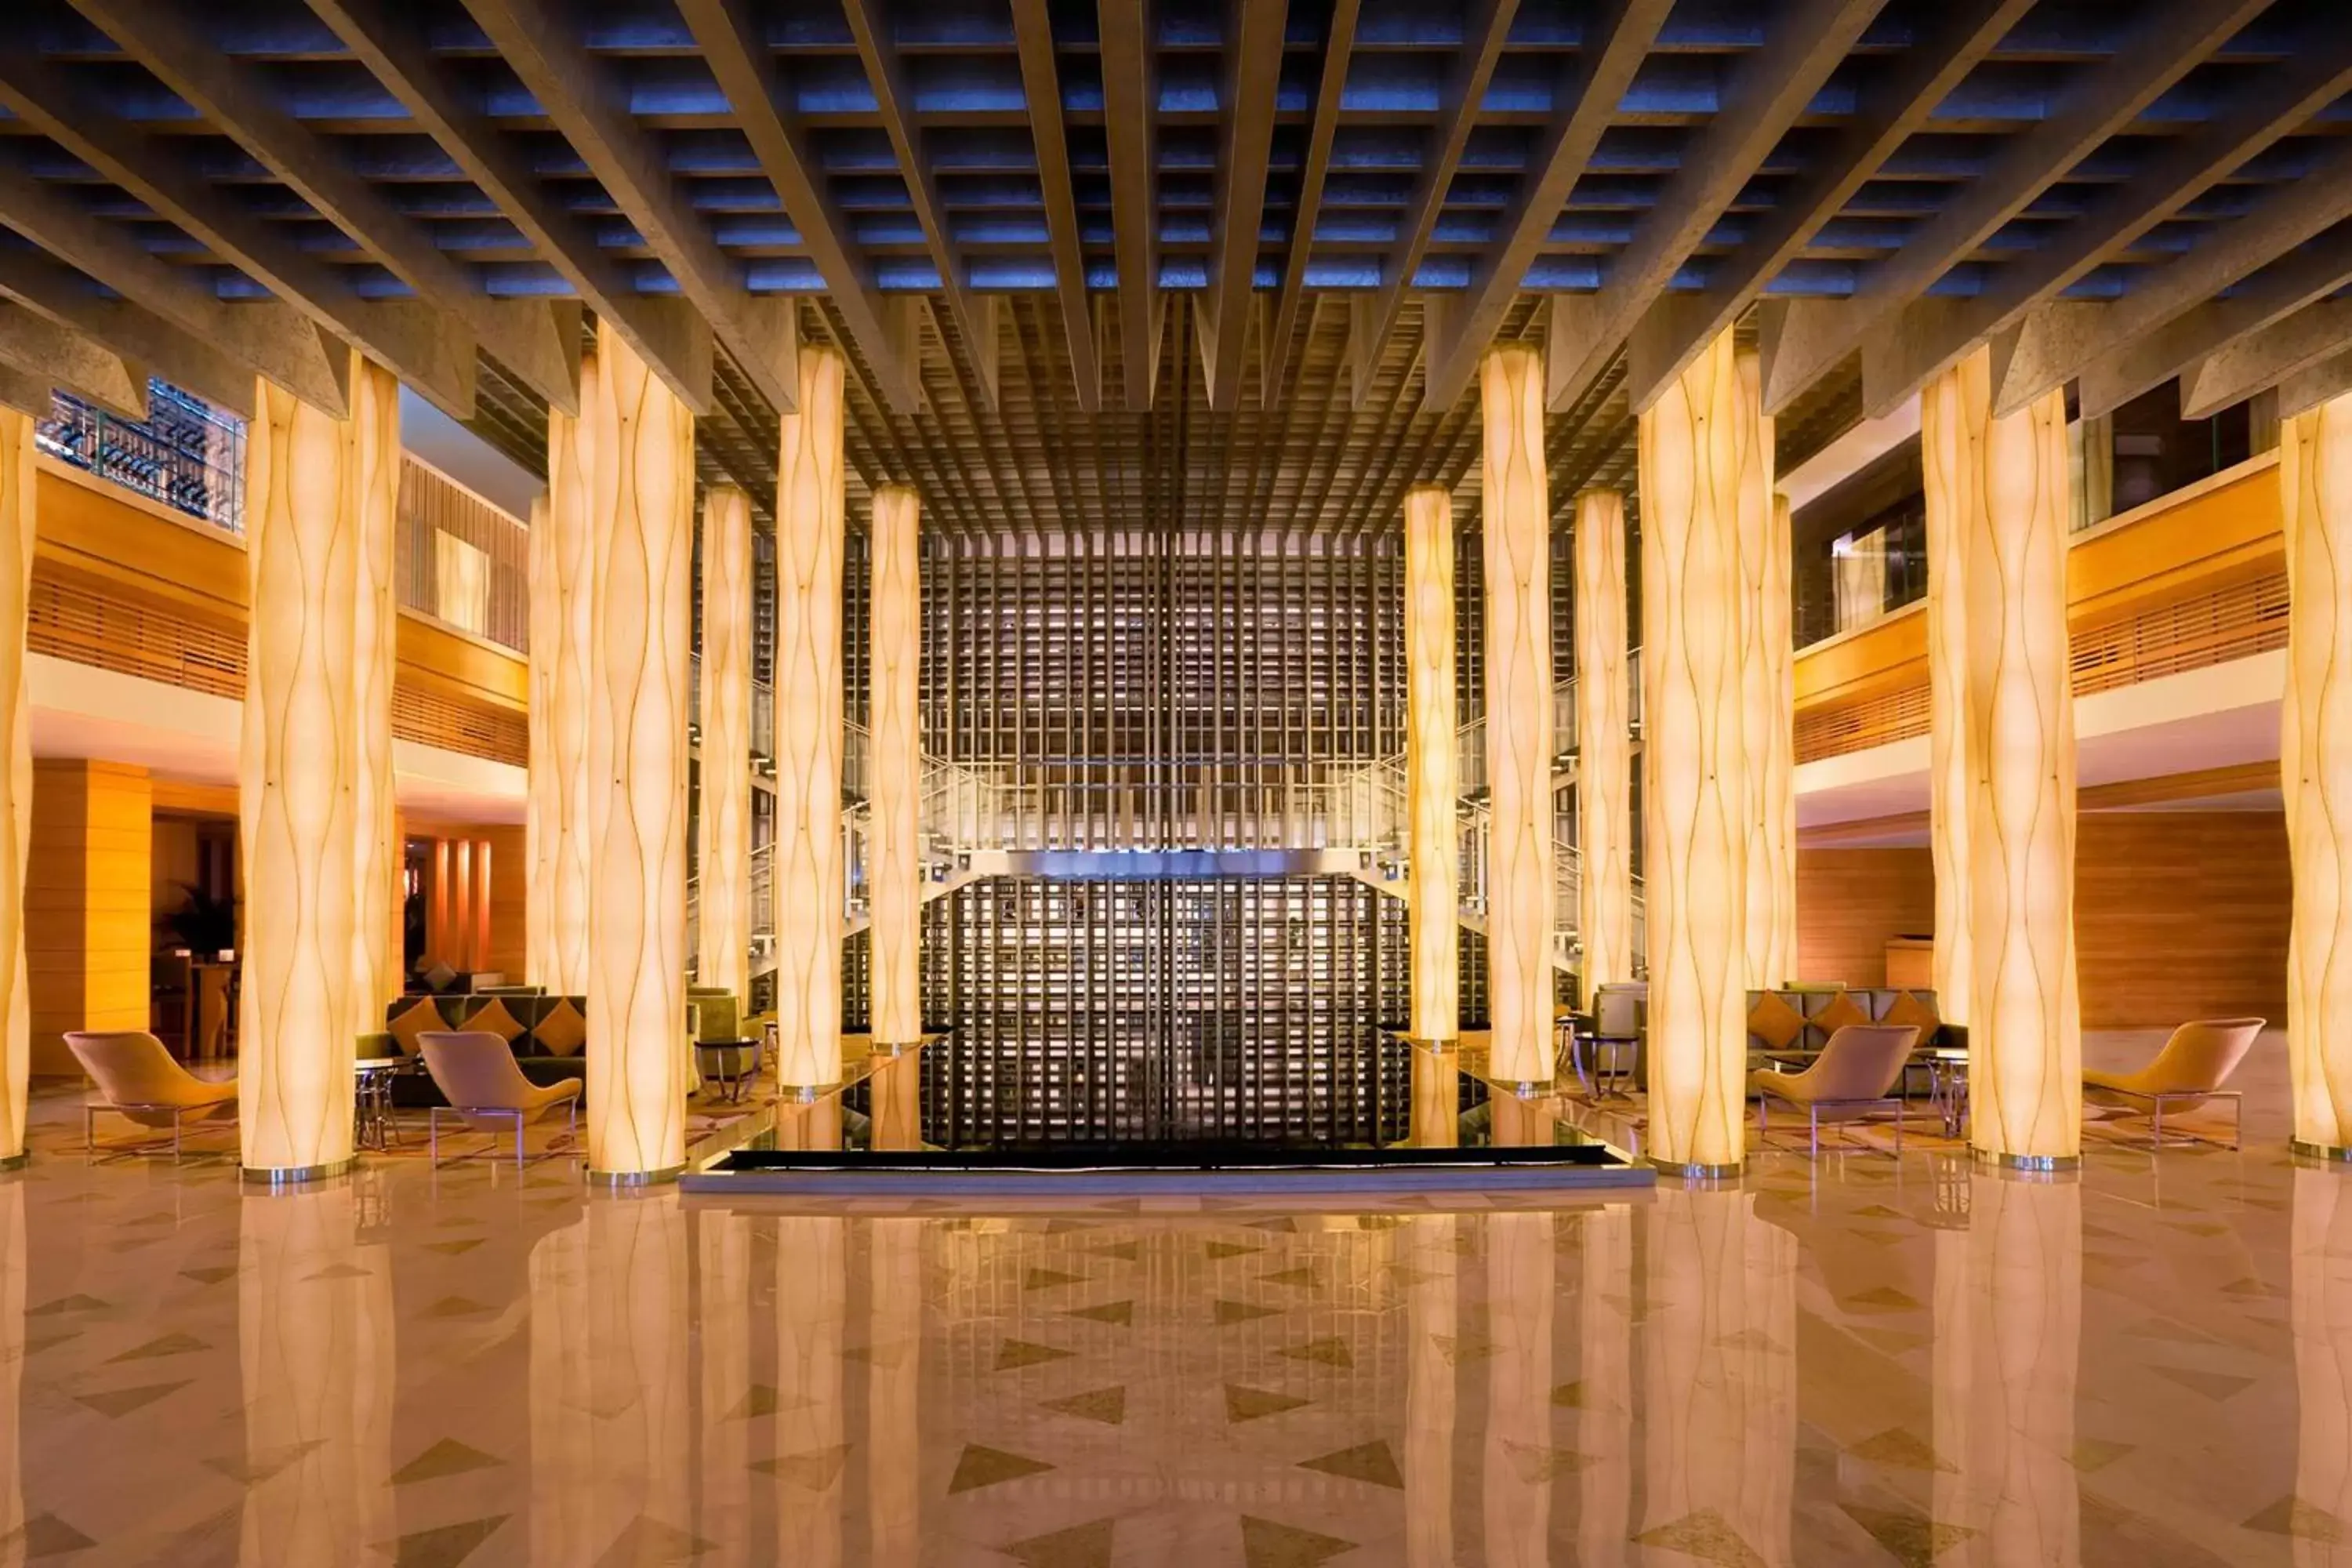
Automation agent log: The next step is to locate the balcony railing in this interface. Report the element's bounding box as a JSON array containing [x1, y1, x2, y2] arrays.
[[36, 381, 245, 532]]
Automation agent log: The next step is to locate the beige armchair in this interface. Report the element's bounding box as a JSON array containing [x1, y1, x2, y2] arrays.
[[418, 1030, 581, 1167], [2084, 1017, 2263, 1149], [65, 1031, 237, 1160], [1748, 1023, 1920, 1156]]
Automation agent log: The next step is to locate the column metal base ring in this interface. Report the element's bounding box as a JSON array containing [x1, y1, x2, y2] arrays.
[[1649, 1156, 1743, 1181], [2292, 1138, 2352, 1164], [585, 1163, 686, 1189], [1508, 1079, 1555, 1098], [778, 1083, 843, 1104], [0, 1152, 30, 1173], [1970, 1148, 2082, 1174], [869, 1040, 924, 1058], [241, 1157, 356, 1188], [1403, 1036, 1459, 1052]]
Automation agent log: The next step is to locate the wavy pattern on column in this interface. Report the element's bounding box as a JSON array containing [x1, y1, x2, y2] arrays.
[[532, 357, 597, 994], [869, 485, 922, 1045], [584, 323, 691, 1177], [2286, 396, 2352, 1153], [1734, 348, 1791, 987], [240, 378, 358, 1174], [347, 356, 399, 1023], [1962, 348, 2080, 1164], [699, 485, 754, 1002], [1573, 490, 1632, 990], [1639, 328, 1748, 1172], [1922, 361, 1977, 1026], [1481, 346, 1555, 1085], [1955, 1173, 2081, 1563], [1406, 485, 1459, 1040], [775, 348, 847, 1088], [0, 417, 31, 1162]]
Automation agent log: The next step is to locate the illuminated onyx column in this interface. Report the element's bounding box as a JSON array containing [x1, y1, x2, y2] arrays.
[[1737, 348, 1794, 986], [347, 357, 400, 1024], [1953, 346, 2079, 1167], [1639, 328, 1748, 1174], [240, 376, 361, 1178], [1481, 345, 1555, 1086], [1573, 488, 1634, 988], [775, 347, 848, 1089], [869, 485, 922, 1047], [584, 321, 693, 1178], [1922, 365, 1974, 1026], [528, 359, 597, 994], [0, 416, 32, 1165], [698, 485, 754, 1002], [1405, 485, 1458, 1043], [2285, 393, 2352, 1156]]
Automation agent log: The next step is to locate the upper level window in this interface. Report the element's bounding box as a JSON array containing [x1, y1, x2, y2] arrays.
[[35, 379, 245, 533]]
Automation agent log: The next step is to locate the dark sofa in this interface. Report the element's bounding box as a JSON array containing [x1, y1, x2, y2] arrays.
[[379, 992, 587, 1108]]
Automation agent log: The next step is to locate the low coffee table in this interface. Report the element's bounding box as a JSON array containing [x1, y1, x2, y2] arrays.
[[1924, 1048, 1969, 1138], [354, 1058, 405, 1151]]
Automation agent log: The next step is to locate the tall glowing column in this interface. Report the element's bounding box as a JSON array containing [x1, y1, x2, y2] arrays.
[[1573, 488, 1632, 989], [0, 415, 32, 1166], [1922, 366, 1973, 1025], [529, 360, 597, 995], [2285, 393, 2352, 1157], [347, 357, 399, 1024], [869, 485, 922, 1047], [1480, 345, 1555, 1087], [775, 347, 847, 1089], [1737, 346, 1794, 986], [1955, 346, 2079, 1167], [583, 321, 693, 1180], [1405, 485, 1457, 1044], [698, 485, 753, 1003], [1639, 327, 1748, 1174], [239, 373, 361, 1180]]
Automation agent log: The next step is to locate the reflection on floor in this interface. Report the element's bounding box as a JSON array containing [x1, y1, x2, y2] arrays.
[[0, 1030, 2332, 1565]]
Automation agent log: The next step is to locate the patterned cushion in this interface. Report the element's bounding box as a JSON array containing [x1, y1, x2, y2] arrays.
[[1813, 989, 1872, 1038], [1881, 989, 1940, 1040], [464, 997, 526, 1046], [1746, 992, 1807, 1052], [534, 1000, 587, 1058], [387, 996, 442, 1058]]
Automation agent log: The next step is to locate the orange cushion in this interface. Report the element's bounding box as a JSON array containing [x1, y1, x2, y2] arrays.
[[387, 996, 442, 1058], [1746, 992, 1806, 1051], [1881, 989, 1940, 1040], [535, 1000, 586, 1058], [464, 997, 525, 1046], [1813, 989, 1872, 1037]]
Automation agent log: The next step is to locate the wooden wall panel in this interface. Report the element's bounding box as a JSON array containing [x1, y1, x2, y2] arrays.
[[2076, 812, 2288, 1029], [26, 760, 150, 1079], [1795, 848, 1934, 989], [481, 824, 528, 984]]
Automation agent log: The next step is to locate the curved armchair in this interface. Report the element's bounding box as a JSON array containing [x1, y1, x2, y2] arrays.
[[65, 1031, 237, 1160], [2084, 1017, 2263, 1149], [1748, 1023, 1919, 1156], [418, 1031, 581, 1167]]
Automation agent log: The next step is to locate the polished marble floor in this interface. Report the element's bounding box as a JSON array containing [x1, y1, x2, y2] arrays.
[[0, 1030, 2336, 1565]]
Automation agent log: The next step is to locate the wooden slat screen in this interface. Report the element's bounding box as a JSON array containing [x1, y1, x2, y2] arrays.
[[396, 456, 528, 652]]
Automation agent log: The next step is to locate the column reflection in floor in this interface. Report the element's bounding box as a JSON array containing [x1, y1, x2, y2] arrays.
[[236, 1180, 392, 1566], [1940, 1171, 2080, 1566], [1483, 1210, 1553, 1568], [697, 1210, 754, 1564], [1577, 1204, 1633, 1566], [1639, 1183, 1796, 1566], [2293, 1167, 2352, 1563], [1403, 1212, 1455, 1567], [0, 1184, 23, 1563], [774, 1214, 845, 1567], [867, 1217, 921, 1565]]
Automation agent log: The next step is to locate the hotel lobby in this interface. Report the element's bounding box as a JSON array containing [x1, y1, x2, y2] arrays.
[[0, 0, 2346, 1560]]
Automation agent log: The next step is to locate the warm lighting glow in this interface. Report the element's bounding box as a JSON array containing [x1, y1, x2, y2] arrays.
[[240, 372, 361, 1176], [1737, 344, 1792, 987], [869, 484, 922, 1045], [1959, 347, 2079, 1165], [2293, 1170, 2352, 1549], [1480, 344, 1555, 1086], [0, 416, 30, 1163], [583, 321, 692, 1178], [1639, 326, 1748, 1173], [347, 357, 399, 1022], [775, 347, 848, 1088], [529, 356, 597, 995], [1922, 359, 1975, 1026], [1487, 1212, 1555, 1562], [1404, 484, 1457, 1042], [1573, 488, 1633, 989], [698, 484, 754, 1002], [2287, 394, 2352, 1154], [1404, 1214, 1456, 1566]]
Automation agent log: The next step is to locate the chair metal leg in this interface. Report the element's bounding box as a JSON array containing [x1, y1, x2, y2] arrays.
[[514, 1112, 525, 1169], [172, 1110, 183, 1165], [84, 1106, 94, 1156], [429, 1107, 441, 1166], [2153, 1096, 2165, 1151], [1809, 1106, 1820, 1159]]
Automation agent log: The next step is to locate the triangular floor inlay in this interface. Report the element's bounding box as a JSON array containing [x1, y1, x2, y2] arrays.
[[1297, 1440, 1402, 1489], [947, 1443, 1055, 1494]]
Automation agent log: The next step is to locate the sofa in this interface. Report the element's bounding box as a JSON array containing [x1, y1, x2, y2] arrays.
[[1746, 986, 1947, 1094], [379, 992, 590, 1107]]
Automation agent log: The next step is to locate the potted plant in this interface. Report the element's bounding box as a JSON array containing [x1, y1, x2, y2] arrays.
[[157, 882, 238, 959]]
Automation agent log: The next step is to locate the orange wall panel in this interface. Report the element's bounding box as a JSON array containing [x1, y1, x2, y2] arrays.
[[1795, 848, 1934, 988], [2074, 812, 2288, 1030]]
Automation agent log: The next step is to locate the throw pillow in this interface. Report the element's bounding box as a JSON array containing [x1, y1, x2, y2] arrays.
[[1746, 991, 1806, 1051], [1881, 989, 1940, 1041], [1812, 989, 1872, 1038], [424, 960, 459, 993], [464, 997, 526, 1046], [387, 996, 442, 1058], [535, 1000, 587, 1058]]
